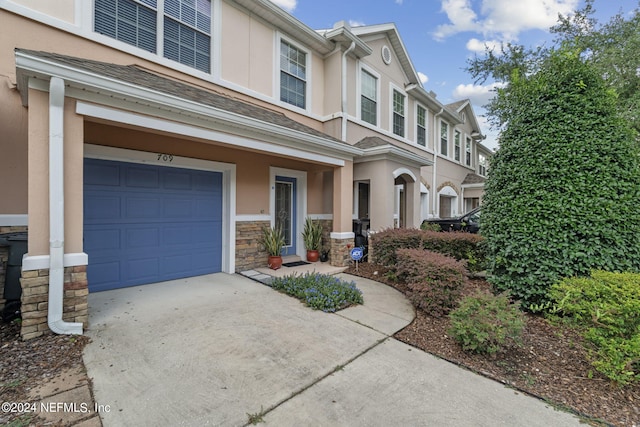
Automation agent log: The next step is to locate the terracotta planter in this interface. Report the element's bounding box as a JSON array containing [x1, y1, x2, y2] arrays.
[[268, 255, 283, 270], [306, 250, 319, 262]]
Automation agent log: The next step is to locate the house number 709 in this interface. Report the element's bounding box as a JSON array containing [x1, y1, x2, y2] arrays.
[[157, 154, 174, 162]]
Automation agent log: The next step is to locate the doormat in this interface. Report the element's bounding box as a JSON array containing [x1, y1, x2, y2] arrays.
[[282, 261, 311, 267]]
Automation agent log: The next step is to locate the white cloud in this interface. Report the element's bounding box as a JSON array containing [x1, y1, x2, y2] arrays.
[[452, 82, 505, 106], [466, 38, 502, 54], [270, 0, 297, 13], [418, 72, 429, 84], [349, 19, 366, 28], [435, 0, 579, 42], [395, 0, 404, 4]]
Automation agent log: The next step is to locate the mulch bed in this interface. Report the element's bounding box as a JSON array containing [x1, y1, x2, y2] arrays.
[[0, 320, 90, 426], [346, 262, 639, 427]]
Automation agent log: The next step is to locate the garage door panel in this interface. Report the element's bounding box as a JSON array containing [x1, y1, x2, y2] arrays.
[[85, 196, 121, 220], [127, 227, 160, 248], [85, 163, 121, 186], [126, 166, 160, 188], [164, 170, 192, 190], [127, 257, 160, 281], [84, 228, 122, 252], [84, 158, 223, 292], [164, 198, 195, 217], [126, 196, 162, 218]]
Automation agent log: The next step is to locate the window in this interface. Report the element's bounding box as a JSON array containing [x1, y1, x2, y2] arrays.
[[479, 154, 487, 176], [416, 105, 426, 146], [454, 130, 461, 161], [280, 40, 307, 109], [164, 0, 212, 72], [392, 90, 405, 137], [440, 121, 448, 156], [95, 0, 211, 73], [465, 136, 472, 166], [361, 70, 377, 125], [95, 0, 157, 53]]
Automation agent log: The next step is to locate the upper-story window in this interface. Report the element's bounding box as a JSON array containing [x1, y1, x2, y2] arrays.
[[465, 136, 472, 166], [94, 0, 212, 73], [280, 40, 307, 109], [361, 69, 378, 125], [440, 121, 449, 156], [454, 130, 461, 161], [416, 105, 427, 147], [392, 90, 405, 137], [479, 153, 487, 176]]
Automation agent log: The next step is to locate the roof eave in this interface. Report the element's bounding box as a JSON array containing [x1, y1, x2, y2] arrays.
[[15, 50, 361, 161], [231, 0, 335, 55]]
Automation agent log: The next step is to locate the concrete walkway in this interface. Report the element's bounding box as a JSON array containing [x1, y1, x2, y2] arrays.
[[82, 272, 583, 426]]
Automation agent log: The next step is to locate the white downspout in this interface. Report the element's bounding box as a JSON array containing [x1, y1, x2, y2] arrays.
[[341, 41, 356, 141], [432, 108, 444, 218], [48, 77, 83, 335]]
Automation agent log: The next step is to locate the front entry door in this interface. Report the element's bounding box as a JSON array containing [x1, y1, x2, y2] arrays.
[[275, 176, 297, 256]]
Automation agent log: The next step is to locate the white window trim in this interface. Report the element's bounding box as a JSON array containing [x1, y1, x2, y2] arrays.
[[415, 102, 428, 149], [87, 0, 216, 76], [275, 33, 311, 113], [389, 83, 407, 138], [357, 62, 381, 127], [465, 135, 473, 167], [454, 129, 461, 162], [439, 120, 449, 157]]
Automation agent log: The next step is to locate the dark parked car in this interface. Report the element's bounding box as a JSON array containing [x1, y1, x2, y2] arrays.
[[422, 207, 481, 233]]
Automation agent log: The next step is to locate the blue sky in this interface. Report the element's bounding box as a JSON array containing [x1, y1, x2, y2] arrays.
[[270, 0, 638, 150]]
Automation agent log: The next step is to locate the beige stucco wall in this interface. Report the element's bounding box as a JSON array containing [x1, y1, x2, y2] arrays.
[[26, 90, 84, 256], [8, 0, 75, 23], [84, 121, 331, 217], [220, 2, 274, 96], [0, 77, 28, 214]]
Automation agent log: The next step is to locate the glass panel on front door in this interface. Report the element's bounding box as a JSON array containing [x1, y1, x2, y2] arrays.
[[275, 180, 293, 249]]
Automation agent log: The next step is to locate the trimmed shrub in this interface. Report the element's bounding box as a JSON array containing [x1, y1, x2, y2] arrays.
[[449, 291, 525, 355], [549, 270, 640, 385], [421, 231, 486, 273], [270, 273, 363, 313], [396, 248, 468, 316], [482, 49, 640, 307], [370, 228, 486, 273]]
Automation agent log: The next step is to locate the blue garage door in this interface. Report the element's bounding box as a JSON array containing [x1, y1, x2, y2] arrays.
[[84, 158, 223, 292]]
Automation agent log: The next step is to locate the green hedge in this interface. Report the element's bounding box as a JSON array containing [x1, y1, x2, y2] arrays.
[[371, 228, 486, 272], [550, 270, 640, 385]]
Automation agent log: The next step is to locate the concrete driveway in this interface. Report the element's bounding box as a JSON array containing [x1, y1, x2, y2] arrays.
[[83, 273, 582, 426]]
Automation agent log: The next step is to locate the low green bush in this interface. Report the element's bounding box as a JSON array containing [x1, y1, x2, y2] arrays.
[[270, 273, 363, 313], [396, 248, 468, 316], [449, 291, 525, 355], [549, 270, 640, 385], [371, 228, 486, 272]]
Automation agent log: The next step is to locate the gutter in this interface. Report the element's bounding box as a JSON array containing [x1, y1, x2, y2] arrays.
[[47, 76, 83, 335], [432, 108, 444, 218], [341, 41, 356, 141]]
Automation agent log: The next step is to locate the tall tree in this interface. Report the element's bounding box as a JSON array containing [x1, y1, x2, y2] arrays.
[[481, 48, 640, 307], [468, 0, 640, 135]]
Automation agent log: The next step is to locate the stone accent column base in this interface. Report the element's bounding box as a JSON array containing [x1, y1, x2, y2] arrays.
[[330, 234, 354, 267], [236, 220, 271, 272], [20, 266, 88, 340]]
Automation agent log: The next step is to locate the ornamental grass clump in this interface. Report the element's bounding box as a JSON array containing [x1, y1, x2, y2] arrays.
[[270, 273, 363, 312]]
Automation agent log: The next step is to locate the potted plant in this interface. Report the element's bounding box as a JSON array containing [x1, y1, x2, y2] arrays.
[[259, 225, 285, 270], [302, 217, 323, 262]]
